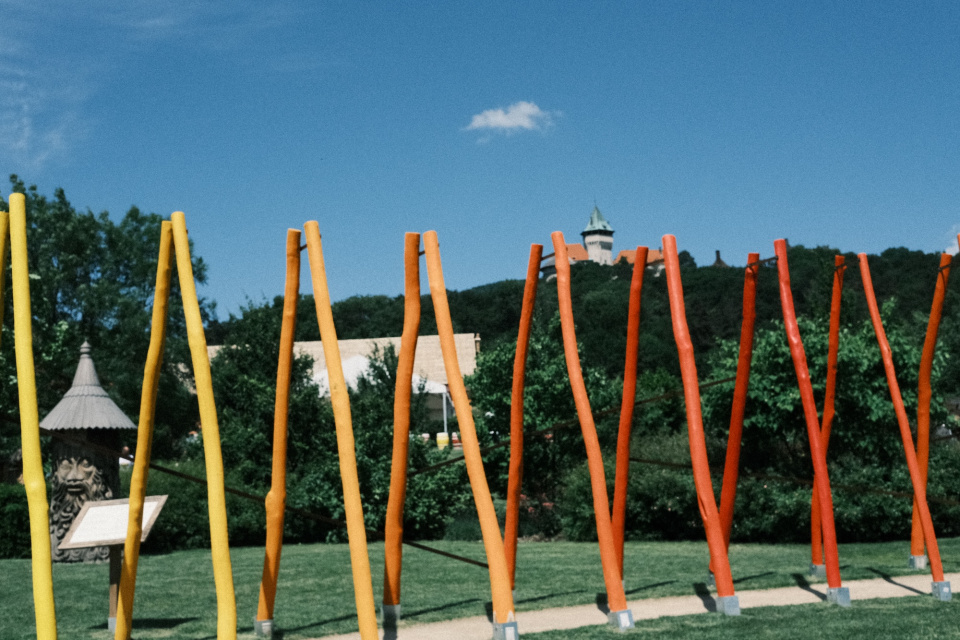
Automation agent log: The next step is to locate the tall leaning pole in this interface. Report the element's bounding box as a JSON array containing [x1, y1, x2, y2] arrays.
[[303, 221, 379, 640], [115, 221, 174, 640], [171, 212, 238, 638], [661, 234, 739, 615], [255, 229, 302, 636], [9, 194, 58, 639], [774, 239, 848, 606], [381, 232, 422, 627], [551, 232, 635, 629], [423, 230, 519, 640]]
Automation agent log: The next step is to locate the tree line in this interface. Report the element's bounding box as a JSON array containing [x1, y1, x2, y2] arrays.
[[2, 177, 960, 555]]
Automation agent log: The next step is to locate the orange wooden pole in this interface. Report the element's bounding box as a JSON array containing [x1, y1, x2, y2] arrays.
[[255, 229, 301, 631], [716, 252, 760, 555], [303, 222, 379, 640], [661, 235, 736, 601], [774, 239, 843, 592], [911, 253, 952, 560], [382, 232, 422, 621], [115, 222, 173, 640], [858, 254, 945, 584], [422, 231, 517, 631], [504, 243, 543, 592], [811, 255, 845, 569], [611, 247, 648, 579], [551, 232, 633, 624]]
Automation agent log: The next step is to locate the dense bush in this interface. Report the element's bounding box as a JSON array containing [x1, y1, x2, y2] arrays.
[[123, 461, 266, 553], [210, 334, 472, 546], [0, 484, 31, 559], [557, 428, 960, 545]]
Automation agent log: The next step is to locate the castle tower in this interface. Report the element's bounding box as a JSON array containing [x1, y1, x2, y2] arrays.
[[581, 205, 614, 265]]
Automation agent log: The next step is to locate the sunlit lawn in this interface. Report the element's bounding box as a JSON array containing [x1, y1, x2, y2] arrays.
[[3, 537, 959, 639]]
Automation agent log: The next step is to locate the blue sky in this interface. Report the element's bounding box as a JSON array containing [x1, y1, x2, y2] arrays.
[[2, 1, 959, 318]]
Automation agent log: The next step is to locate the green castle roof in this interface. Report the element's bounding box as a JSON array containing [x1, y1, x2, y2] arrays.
[[582, 206, 613, 234]]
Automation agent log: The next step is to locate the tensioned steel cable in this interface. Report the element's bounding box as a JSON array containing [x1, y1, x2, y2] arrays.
[[40, 428, 491, 569]]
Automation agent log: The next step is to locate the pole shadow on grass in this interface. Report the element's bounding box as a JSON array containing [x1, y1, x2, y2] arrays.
[[733, 571, 774, 585], [515, 589, 590, 605], [406, 597, 484, 621], [626, 580, 677, 596], [234, 611, 360, 639], [866, 567, 926, 595], [791, 573, 827, 601], [594, 593, 610, 615], [88, 617, 198, 631], [693, 582, 717, 612]]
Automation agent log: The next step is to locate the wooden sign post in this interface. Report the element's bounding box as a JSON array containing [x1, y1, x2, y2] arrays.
[[58, 496, 167, 631]]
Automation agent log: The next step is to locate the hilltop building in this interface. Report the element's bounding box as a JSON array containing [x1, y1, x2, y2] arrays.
[[541, 206, 664, 278]]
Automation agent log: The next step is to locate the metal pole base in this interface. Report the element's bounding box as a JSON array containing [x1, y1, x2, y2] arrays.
[[909, 555, 929, 570], [932, 581, 952, 601], [826, 587, 851, 607], [608, 609, 635, 630], [492, 620, 519, 640], [809, 563, 826, 579], [253, 617, 274, 637], [715, 595, 740, 616], [380, 604, 401, 628], [108, 617, 116, 632]]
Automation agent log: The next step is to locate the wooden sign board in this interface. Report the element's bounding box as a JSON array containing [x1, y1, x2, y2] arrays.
[[59, 496, 168, 550]]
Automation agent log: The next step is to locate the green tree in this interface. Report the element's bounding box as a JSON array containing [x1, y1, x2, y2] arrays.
[[700, 308, 942, 476], [210, 299, 470, 543], [0, 176, 211, 460], [468, 314, 620, 502]]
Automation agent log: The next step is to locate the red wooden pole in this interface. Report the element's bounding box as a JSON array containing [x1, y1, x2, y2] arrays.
[[716, 253, 759, 554], [911, 253, 952, 561], [662, 235, 737, 604], [858, 254, 945, 584], [612, 247, 648, 580], [774, 239, 843, 592], [811, 255, 845, 570], [504, 244, 543, 592], [551, 232, 632, 626]]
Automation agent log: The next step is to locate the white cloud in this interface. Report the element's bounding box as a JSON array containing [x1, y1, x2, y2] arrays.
[[0, 52, 89, 171], [945, 225, 960, 255], [465, 101, 556, 134], [0, 1, 303, 169]]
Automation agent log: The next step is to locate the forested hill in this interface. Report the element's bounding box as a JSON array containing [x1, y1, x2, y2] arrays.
[[210, 244, 960, 386]]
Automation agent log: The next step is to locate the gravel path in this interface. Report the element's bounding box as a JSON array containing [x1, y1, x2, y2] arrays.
[[314, 571, 958, 640]]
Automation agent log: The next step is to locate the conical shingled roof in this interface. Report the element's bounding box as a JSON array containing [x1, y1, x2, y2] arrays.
[[582, 205, 613, 234], [39, 341, 137, 431]]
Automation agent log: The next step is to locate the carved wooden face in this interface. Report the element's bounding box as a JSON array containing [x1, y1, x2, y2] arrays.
[[54, 455, 100, 496]]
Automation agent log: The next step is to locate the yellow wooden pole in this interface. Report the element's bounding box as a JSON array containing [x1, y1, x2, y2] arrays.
[[256, 229, 301, 633], [170, 212, 237, 639], [422, 231, 517, 632], [303, 221, 379, 640], [9, 192, 58, 639], [115, 221, 174, 640]]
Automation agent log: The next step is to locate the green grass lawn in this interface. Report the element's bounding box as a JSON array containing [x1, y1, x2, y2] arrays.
[[3, 537, 959, 639]]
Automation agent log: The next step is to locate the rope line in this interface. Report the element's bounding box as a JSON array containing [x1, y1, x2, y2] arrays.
[[40, 429, 489, 569]]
